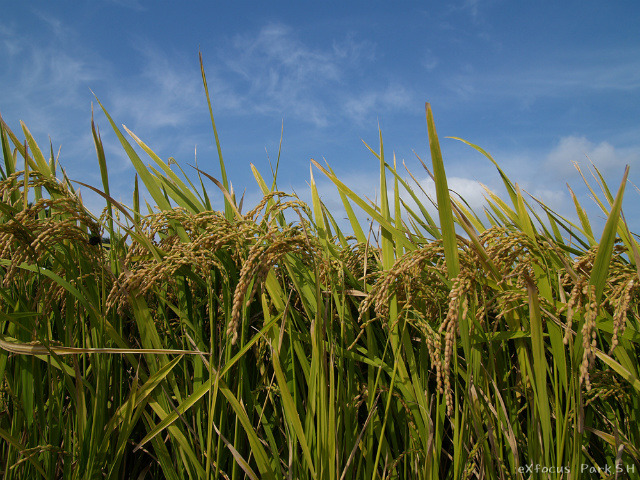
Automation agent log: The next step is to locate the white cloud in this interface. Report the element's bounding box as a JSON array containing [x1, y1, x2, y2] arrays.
[[229, 23, 341, 82], [422, 49, 439, 71], [545, 136, 639, 177], [448, 176, 490, 208], [32, 9, 66, 39], [527, 187, 567, 212], [344, 85, 414, 123], [461, 0, 480, 19], [445, 64, 477, 99], [0, 25, 22, 57], [444, 0, 482, 21], [102, 0, 146, 11], [332, 34, 376, 64]]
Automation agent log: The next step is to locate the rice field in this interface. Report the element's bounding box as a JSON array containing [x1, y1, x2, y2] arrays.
[[0, 62, 639, 479]]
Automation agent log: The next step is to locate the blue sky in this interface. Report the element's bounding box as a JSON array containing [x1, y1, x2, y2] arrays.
[[1, 1, 639, 235]]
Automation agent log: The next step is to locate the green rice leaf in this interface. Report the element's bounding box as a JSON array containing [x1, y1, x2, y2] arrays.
[[589, 165, 629, 302], [20, 122, 51, 176], [1, 118, 16, 179], [426, 103, 459, 278]]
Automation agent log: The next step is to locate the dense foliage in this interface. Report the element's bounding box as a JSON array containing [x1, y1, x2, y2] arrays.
[[1, 66, 639, 479]]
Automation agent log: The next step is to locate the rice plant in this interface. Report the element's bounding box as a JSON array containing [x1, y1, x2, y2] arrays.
[[0, 59, 639, 479]]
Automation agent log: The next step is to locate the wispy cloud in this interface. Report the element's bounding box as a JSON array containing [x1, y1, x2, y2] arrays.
[[442, 0, 482, 22], [460, 0, 480, 19], [212, 22, 411, 126], [343, 85, 414, 124], [228, 23, 341, 82], [3, 17, 412, 143], [0, 18, 108, 143], [31, 9, 66, 38], [0, 12, 136, 193], [422, 49, 439, 71], [219, 23, 342, 126], [0, 25, 22, 57], [107, 44, 205, 130]]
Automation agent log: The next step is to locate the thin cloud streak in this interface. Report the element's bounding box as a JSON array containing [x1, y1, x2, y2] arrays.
[[101, 0, 146, 11], [215, 22, 413, 127], [449, 49, 640, 102], [108, 46, 204, 130], [0, 15, 109, 140]]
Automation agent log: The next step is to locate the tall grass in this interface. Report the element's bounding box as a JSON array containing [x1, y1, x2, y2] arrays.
[[0, 60, 639, 479]]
